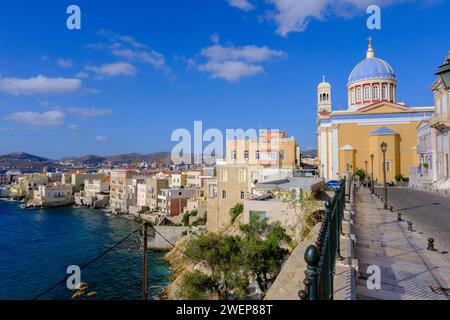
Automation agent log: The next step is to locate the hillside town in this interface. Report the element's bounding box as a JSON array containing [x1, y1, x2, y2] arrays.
[[1, 39, 450, 301]]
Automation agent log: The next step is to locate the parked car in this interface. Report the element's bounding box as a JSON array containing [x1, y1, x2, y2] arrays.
[[325, 180, 339, 188]]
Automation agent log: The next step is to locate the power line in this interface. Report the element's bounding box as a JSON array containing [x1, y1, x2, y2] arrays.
[[149, 224, 202, 264], [32, 227, 141, 300]]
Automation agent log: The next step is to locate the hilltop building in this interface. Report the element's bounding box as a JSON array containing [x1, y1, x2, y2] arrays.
[[317, 38, 433, 182]]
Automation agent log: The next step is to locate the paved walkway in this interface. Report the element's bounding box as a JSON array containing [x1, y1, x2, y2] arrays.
[[354, 188, 450, 300]]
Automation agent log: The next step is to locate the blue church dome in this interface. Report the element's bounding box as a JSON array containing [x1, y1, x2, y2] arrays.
[[348, 57, 396, 84], [348, 38, 396, 85]]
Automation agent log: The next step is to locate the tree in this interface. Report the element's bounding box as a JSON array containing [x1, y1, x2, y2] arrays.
[[230, 203, 244, 224], [178, 271, 215, 300], [354, 168, 367, 180], [184, 233, 247, 299], [240, 216, 292, 291]]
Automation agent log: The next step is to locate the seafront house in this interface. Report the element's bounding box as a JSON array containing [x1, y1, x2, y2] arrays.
[[430, 52, 450, 188], [317, 38, 434, 182], [9, 173, 49, 199], [75, 176, 110, 208], [62, 170, 106, 191], [158, 187, 195, 216], [32, 184, 74, 207], [110, 170, 134, 213], [136, 177, 169, 211]]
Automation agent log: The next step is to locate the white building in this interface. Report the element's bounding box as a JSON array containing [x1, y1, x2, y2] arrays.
[[33, 184, 74, 207], [430, 52, 450, 188], [417, 120, 437, 185]]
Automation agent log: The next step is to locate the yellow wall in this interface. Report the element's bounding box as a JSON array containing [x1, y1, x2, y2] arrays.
[[337, 122, 420, 182]]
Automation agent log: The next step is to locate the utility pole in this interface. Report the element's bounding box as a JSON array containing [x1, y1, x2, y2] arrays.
[[141, 222, 148, 300]]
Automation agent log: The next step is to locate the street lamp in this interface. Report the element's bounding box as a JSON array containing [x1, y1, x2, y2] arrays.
[[436, 55, 450, 90], [370, 154, 375, 194], [380, 142, 388, 210], [364, 160, 368, 187]]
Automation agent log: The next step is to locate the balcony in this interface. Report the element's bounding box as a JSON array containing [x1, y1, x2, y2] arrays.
[[430, 113, 450, 129]]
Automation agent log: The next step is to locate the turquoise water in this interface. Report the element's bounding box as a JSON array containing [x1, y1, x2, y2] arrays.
[[0, 199, 171, 300]]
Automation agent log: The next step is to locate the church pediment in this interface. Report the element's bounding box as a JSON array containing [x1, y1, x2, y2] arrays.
[[356, 101, 412, 114]]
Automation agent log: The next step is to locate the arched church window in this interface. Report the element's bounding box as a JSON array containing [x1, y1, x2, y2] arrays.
[[351, 88, 355, 104], [357, 87, 362, 102], [373, 85, 379, 100], [382, 84, 387, 100], [364, 86, 370, 101], [389, 85, 394, 101]]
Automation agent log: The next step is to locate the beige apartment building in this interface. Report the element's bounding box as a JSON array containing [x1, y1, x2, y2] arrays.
[[110, 170, 134, 212], [226, 129, 299, 169], [207, 162, 257, 232], [136, 177, 169, 211], [169, 173, 187, 188]]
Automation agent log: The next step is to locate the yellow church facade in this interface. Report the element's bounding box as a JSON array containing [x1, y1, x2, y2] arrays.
[[317, 39, 434, 182]]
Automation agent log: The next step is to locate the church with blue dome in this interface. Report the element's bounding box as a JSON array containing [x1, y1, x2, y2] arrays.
[[316, 38, 434, 182]]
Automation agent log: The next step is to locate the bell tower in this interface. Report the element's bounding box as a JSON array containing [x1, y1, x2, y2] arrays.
[[317, 76, 332, 114]]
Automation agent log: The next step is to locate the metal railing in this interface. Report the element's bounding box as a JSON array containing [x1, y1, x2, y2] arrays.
[[298, 177, 348, 300]]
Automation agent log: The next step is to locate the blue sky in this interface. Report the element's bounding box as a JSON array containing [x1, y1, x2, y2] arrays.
[[0, 0, 448, 159]]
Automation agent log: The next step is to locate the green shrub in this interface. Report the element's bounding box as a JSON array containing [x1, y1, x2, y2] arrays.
[[230, 203, 244, 224]]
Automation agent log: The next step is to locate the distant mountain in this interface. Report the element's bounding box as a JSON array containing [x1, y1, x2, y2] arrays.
[[0, 152, 51, 162], [61, 152, 172, 165], [0, 151, 175, 170]]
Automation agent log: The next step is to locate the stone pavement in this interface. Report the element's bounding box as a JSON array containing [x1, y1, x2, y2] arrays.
[[353, 188, 450, 300]]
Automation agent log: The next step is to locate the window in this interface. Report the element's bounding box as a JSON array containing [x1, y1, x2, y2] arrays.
[[239, 170, 247, 182], [356, 87, 362, 102], [382, 84, 387, 100], [279, 151, 285, 160], [255, 150, 260, 160], [364, 86, 370, 101], [222, 190, 227, 199], [389, 85, 394, 101], [244, 150, 249, 160], [351, 88, 355, 104], [231, 151, 236, 160], [220, 170, 227, 182], [373, 85, 379, 100], [240, 191, 245, 200]]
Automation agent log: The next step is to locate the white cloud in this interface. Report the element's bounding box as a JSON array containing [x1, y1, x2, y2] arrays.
[[199, 61, 263, 81], [68, 124, 79, 131], [111, 48, 166, 70], [68, 107, 112, 118], [266, 0, 419, 36], [0, 75, 82, 95], [194, 37, 285, 81], [5, 111, 65, 126], [95, 135, 109, 142], [75, 72, 89, 79], [227, 0, 255, 11], [201, 44, 285, 63], [95, 30, 170, 74], [57, 58, 74, 68], [86, 62, 136, 77]]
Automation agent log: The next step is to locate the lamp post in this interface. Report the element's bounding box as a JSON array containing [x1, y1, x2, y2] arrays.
[[365, 160, 368, 179], [436, 55, 450, 90], [370, 154, 375, 194], [380, 142, 388, 210]]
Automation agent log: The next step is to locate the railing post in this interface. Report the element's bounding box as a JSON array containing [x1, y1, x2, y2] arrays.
[[299, 245, 320, 300], [325, 200, 334, 300]]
